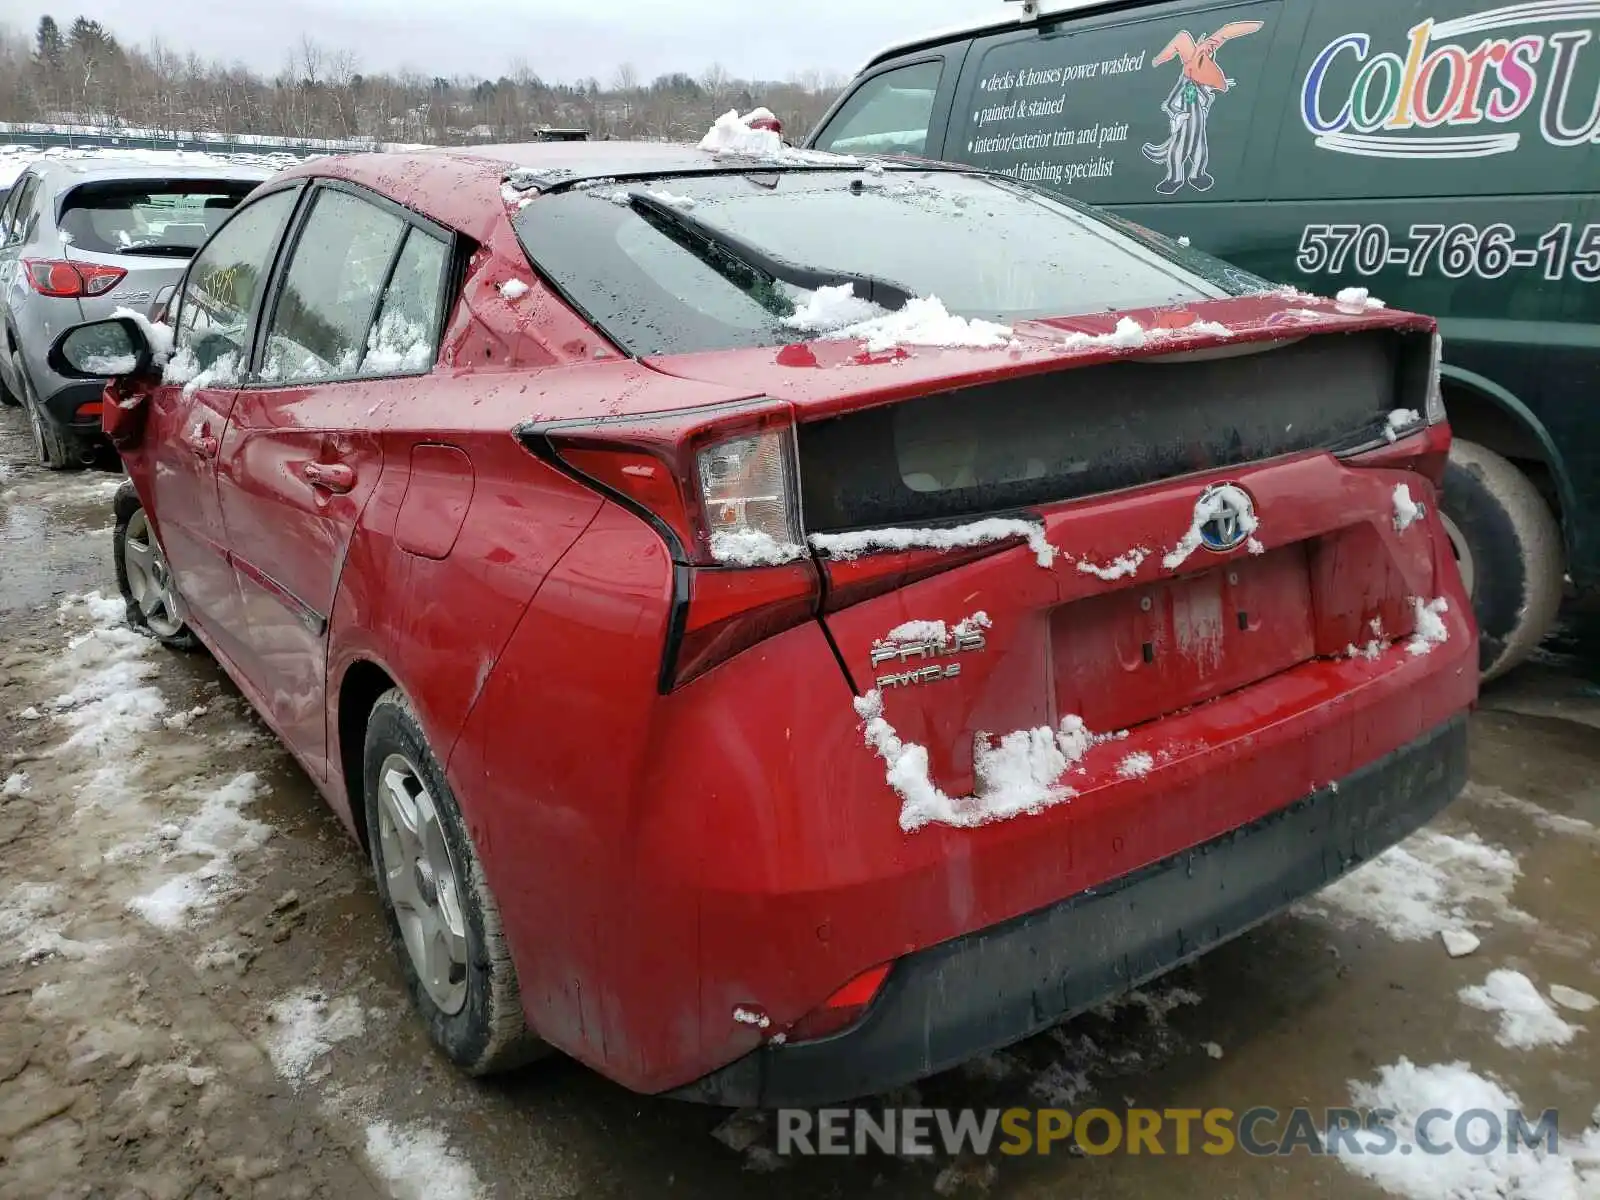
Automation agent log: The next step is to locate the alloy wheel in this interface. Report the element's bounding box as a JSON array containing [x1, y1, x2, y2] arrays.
[[376, 753, 470, 1015], [121, 509, 187, 638]]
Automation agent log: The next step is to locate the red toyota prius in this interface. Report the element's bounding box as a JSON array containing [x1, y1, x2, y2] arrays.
[[48, 141, 1476, 1106]]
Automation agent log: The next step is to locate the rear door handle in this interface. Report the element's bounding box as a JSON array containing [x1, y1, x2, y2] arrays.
[[186, 423, 218, 459], [303, 461, 355, 494]]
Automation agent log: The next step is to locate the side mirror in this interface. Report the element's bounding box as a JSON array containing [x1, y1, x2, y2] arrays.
[[47, 317, 152, 380]]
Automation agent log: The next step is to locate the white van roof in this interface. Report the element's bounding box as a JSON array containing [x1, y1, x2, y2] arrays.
[[859, 0, 1147, 73]]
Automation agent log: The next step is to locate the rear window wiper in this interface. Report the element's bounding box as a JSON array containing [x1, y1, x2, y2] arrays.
[[625, 189, 914, 311]]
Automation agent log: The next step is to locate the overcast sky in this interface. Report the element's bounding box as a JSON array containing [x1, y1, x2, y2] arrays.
[[12, 0, 1004, 82]]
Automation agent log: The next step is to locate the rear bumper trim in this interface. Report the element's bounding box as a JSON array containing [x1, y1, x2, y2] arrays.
[[670, 714, 1468, 1107]]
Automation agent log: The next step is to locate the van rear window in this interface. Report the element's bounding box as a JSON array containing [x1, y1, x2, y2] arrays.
[[59, 180, 257, 257]]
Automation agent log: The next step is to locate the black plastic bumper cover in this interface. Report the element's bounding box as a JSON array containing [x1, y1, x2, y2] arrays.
[[672, 715, 1469, 1107], [42, 378, 109, 431]]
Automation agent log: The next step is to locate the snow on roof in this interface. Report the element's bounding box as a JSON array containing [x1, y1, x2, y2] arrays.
[[1, 142, 283, 185]]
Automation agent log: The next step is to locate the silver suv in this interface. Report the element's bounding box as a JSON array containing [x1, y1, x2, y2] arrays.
[[0, 157, 271, 467]]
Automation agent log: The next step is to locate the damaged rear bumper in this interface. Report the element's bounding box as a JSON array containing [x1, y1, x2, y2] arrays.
[[670, 714, 1468, 1107]]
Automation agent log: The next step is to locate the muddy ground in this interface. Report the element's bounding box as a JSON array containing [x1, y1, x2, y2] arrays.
[[1, 409, 1597, 1200]]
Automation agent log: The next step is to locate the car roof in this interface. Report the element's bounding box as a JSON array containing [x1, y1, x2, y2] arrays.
[[437, 141, 784, 183], [21, 156, 276, 193], [860, 0, 1147, 72]]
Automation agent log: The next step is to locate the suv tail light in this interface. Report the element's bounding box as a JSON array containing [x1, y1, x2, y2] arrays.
[[23, 259, 126, 299], [521, 400, 821, 689]]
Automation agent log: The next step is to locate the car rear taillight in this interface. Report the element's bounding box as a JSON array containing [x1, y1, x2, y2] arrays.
[[23, 259, 126, 299], [524, 400, 821, 689], [787, 963, 891, 1043]]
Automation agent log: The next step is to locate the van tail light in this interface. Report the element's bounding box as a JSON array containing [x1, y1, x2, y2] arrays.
[[23, 259, 125, 298], [521, 400, 822, 690], [787, 963, 892, 1044]]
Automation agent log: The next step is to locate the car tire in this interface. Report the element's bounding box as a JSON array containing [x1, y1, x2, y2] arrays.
[[112, 480, 199, 651], [0, 343, 18, 408], [1440, 439, 1564, 682], [14, 351, 78, 470], [363, 688, 549, 1076]]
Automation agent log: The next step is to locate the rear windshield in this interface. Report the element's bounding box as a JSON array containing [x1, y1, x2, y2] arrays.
[[59, 180, 257, 257], [513, 169, 1264, 357]]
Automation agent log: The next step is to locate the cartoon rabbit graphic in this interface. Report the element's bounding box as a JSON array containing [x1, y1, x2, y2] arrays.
[[1143, 21, 1264, 194]]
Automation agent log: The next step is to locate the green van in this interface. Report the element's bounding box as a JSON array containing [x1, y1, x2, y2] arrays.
[[806, 0, 1599, 679]]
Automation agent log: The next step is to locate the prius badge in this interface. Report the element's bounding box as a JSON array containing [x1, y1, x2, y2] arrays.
[[1197, 483, 1257, 554], [871, 621, 988, 690]]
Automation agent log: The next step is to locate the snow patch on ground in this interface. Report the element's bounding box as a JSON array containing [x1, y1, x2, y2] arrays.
[[1163, 484, 1259, 571], [811, 519, 1056, 568], [1441, 929, 1481, 958], [2, 771, 29, 797], [49, 592, 165, 758], [1549, 984, 1598, 1012], [1337, 1058, 1600, 1199], [364, 1120, 486, 1200], [1076, 548, 1148, 581], [856, 691, 1124, 832], [1298, 829, 1527, 941], [497, 278, 529, 300], [1458, 970, 1581, 1049], [126, 773, 272, 930], [265, 989, 369, 1083], [1407, 597, 1450, 656], [1393, 483, 1424, 532], [709, 528, 807, 567]]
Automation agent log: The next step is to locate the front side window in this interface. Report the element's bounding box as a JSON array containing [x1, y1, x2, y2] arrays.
[[261, 188, 406, 383], [812, 61, 943, 157], [172, 187, 298, 377]]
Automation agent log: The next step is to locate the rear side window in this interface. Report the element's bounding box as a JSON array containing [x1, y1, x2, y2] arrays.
[[947, 2, 1282, 206], [5, 176, 42, 246], [173, 188, 299, 376], [58, 181, 255, 257], [812, 61, 944, 157], [262, 188, 406, 383], [361, 227, 449, 375]]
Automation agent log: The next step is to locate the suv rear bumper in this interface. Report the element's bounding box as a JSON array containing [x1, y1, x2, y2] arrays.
[[41, 377, 108, 433], [671, 713, 1468, 1107]]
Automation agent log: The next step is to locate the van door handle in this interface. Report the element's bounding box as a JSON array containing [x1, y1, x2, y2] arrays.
[[303, 461, 355, 494]]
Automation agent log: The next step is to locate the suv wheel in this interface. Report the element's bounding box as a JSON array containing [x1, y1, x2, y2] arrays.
[[14, 352, 77, 470], [112, 481, 198, 650], [363, 689, 548, 1076], [1441, 439, 1564, 682]]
